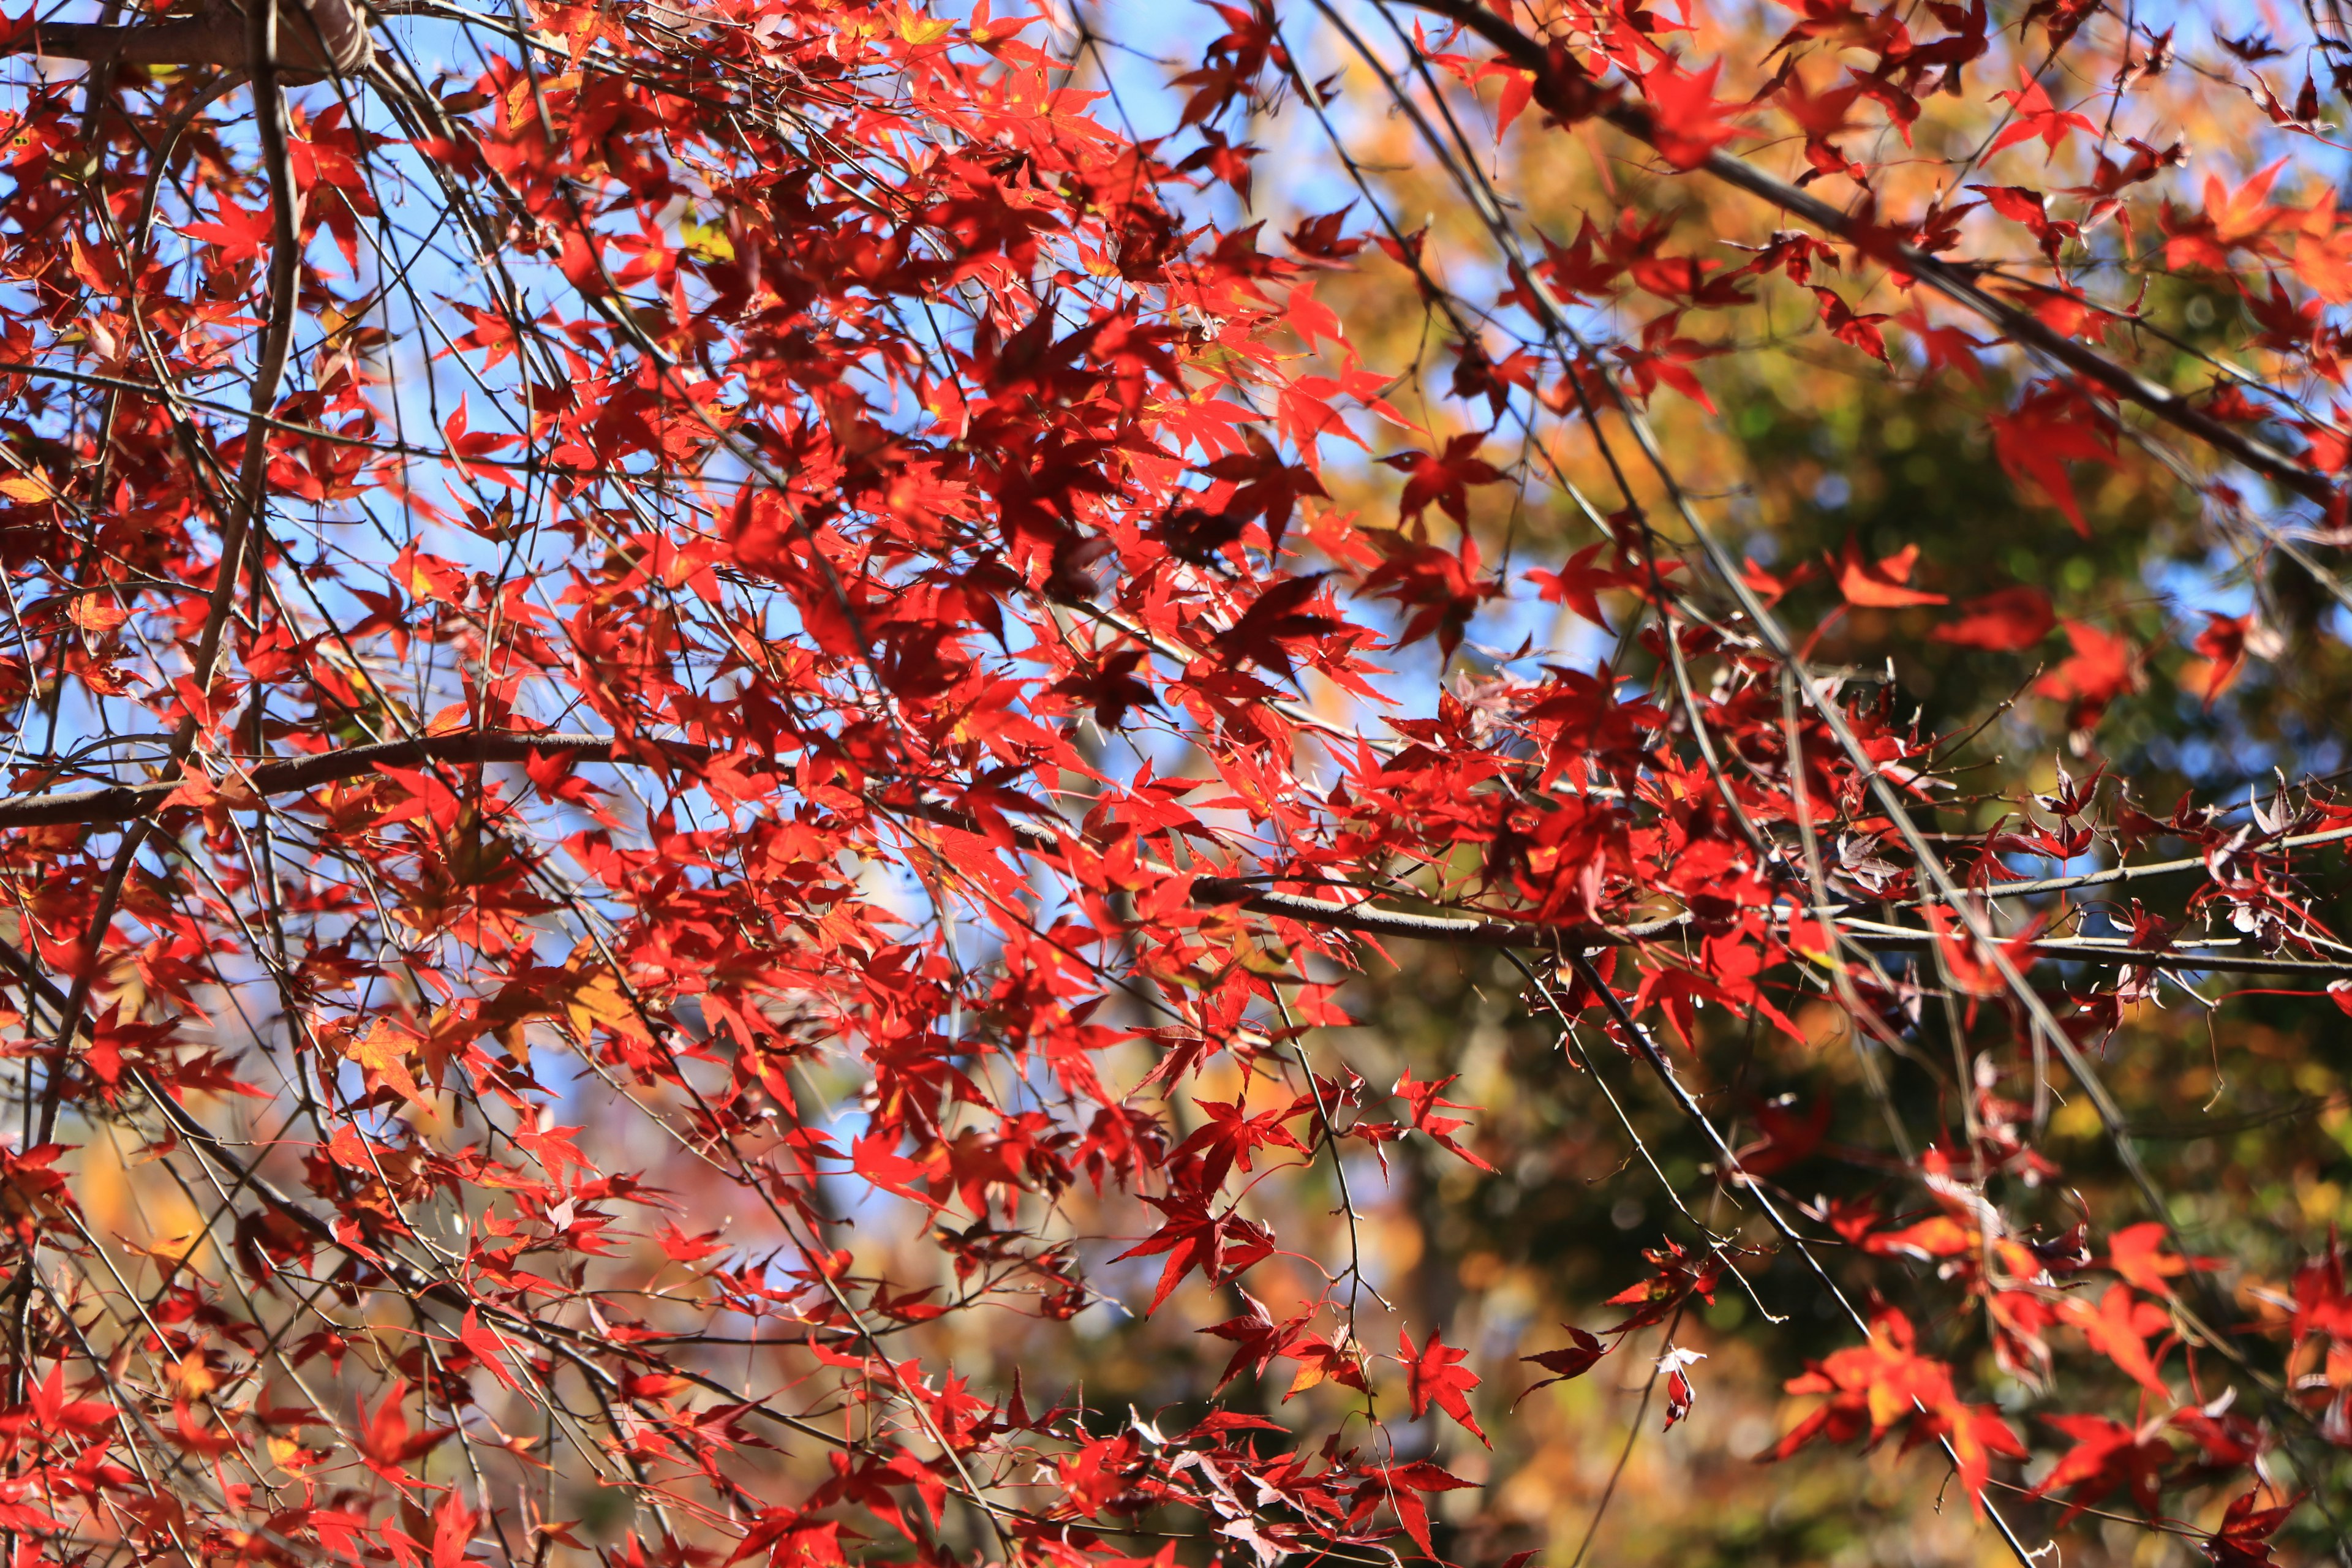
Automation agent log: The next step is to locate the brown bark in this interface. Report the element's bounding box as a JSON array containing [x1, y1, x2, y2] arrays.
[[8, 0, 371, 78]]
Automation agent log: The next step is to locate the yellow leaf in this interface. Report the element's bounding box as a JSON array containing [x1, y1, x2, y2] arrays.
[[895, 8, 952, 45], [166, 1352, 217, 1398], [680, 214, 734, 263], [0, 473, 52, 503]]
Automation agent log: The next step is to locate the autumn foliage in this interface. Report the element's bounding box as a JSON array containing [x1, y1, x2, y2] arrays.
[[0, 0, 2349, 1564]]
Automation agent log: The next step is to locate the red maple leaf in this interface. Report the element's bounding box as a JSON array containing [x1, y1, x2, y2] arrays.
[[2184, 611, 2252, 706], [356, 1383, 453, 1486], [1658, 1344, 1705, 1430], [2105, 1221, 2218, 1295], [1167, 1095, 1310, 1190], [1517, 1326, 1606, 1403], [1400, 1325, 1487, 1445], [1893, 307, 1991, 385], [1199, 1289, 1306, 1392], [1379, 432, 1504, 526], [1642, 59, 1746, 170], [1988, 385, 2123, 536], [1359, 533, 1502, 661], [2060, 1284, 2173, 1396], [180, 194, 278, 268], [1391, 1068, 1496, 1171], [1372, 1461, 1476, 1560], [1932, 586, 2054, 650], [2205, 1490, 2297, 1568], [1115, 1192, 1275, 1313], [1212, 575, 1345, 676], [1766, 1309, 2023, 1515], [2035, 619, 2139, 729], [1812, 286, 1891, 361], [2034, 1414, 2173, 1520], [1988, 67, 2098, 157], [442, 396, 524, 491], [1834, 538, 1947, 608], [1529, 540, 1635, 628]]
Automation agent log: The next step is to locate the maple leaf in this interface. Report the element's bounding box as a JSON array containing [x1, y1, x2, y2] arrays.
[[1940, 1401, 2030, 1515], [1834, 538, 1948, 608], [1198, 426, 1329, 556], [1604, 1241, 1725, 1333], [1893, 307, 1990, 385], [1776, 78, 1865, 183], [432, 1492, 480, 1568], [728, 1508, 844, 1568], [459, 1306, 521, 1392], [1969, 184, 2082, 262], [23, 1363, 116, 1437], [2183, 612, 2257, 707], [1733, 1095, 1832, 1175], [442, 396, 524, 491], [1529, 540, 1633, 628], [1812, 286, 1890, 361], [1359, 532, 1502, 662], [356, 1383, 453, 1486], [1766, 1308, 2022, 1513], [2204, 1490, 2297, 1568], [512, 1118, 594, 1191], [2035, 619, 2140, 729], [179, 194, 277, 267], [1374, 1460, 1476, 1561], [1211, 575, 1345, 676], [1390, 1068, 1496, 1171], [1051, 647, 1159, 733], [1736, 554, 1814, 608], [2060, 1283, 2173, 1396], [1400, 1325, 1487, 1445], [1922, 905, 2047, 998], [1932, 586, 2054, 650], [2105, 1222, 2217, 1296], [2163, 161, 2291, 270], [1286, 205, 1363, 260], [1114, 1193, 1274, 1313], [342, 1019, 431, 1110], [1281, 1330, 1367, 1400], [852, 1132, 937, 1206], [1657, 1344, 1705, 1430], [1642, 59, 1745, 170], [1517, 1326, 1606, 1404], [1169, 1096, 1309, 1190], [2034, 1414, 2173, 1520], [1199, 1289, 1302, 1392], [1988, 385, 2122, 536], [1988, 68, 2097, 156], [1378, 432, 1504, 526]]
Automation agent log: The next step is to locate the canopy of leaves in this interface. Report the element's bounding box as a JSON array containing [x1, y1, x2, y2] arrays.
[[0, 0, 2348, 1566]]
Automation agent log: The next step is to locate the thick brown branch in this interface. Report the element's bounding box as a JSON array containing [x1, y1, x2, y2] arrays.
[[7, 0, 371, 76], [1198, 882, 2352, 976], [0, 729, 714, 827]]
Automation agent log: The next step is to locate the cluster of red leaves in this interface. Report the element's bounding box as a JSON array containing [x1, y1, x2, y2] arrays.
[[0, 0, 2344, 1563]]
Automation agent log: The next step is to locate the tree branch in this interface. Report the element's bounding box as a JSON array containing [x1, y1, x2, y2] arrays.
[[6, 0, 372, 77], [1197, 881, 2352, 976], [0, 729, 715, 827]]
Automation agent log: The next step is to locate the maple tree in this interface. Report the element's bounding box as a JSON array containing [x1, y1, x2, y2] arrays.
[[0, 0, 2348, 1564]]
